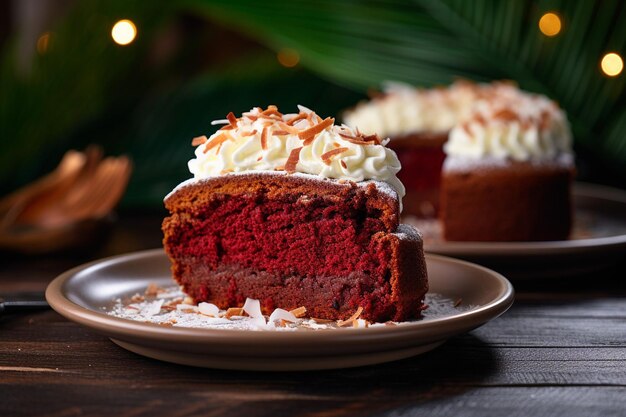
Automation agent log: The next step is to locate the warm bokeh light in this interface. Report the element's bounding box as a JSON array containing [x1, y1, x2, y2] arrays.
[[111, 19, 137, 46], [600, 53, 624, 77], [277, 48, 300, 67], [538, 12, 562, 37], [37, 32, 51, 54]]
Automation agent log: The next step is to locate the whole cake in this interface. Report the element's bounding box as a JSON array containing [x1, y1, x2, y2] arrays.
[[162, 105, 428, 322], [343, 81, 490, 218], [440, 88, 575, 241]]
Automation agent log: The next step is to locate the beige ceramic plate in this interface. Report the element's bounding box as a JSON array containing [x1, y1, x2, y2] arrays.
[[409, 183, 626, 278], [46, 250, 513, 371]]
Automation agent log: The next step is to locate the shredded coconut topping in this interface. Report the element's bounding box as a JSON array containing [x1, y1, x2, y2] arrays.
[[108, 285, 474, 331], [186, 105, 405, 206], [344, 80, 573, 163]]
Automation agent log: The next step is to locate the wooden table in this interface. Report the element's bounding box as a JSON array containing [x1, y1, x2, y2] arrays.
[[1, 212, 625, 417]]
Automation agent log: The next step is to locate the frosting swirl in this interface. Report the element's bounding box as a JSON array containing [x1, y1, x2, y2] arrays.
[[444, 90, 573, 162], [343, 80, 492, 136], [187, 105, 405, 202]]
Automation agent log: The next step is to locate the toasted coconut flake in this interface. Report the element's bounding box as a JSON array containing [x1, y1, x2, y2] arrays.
[[298, 117, 334, 144], [219, 125, 235, 131], [256, 156, 263, 162], [289, 306, 307, 318], [203, 133, 230, 154], [261, 105, 282, 118], [226, 111, 238, 128], [262, 110, 283, 118], [493, 108, 518, 121], [285, 113, 307, 126], [311, 317, 335, 324], [337, 306, 363, 327], [339, 133, 378, 145], [261, 127, 269, 150], [285, 147, 303, 173], [474, 114, 487, 125], [224, 307, 243, 318], [241, 130, 257, 137], [131, 294, 145, 302], [191, 135, 208, 147], [362, 134, 381, 144], [321, 147, 348, 165], [183, 297, 194, 305], [278, 122, 300, 134], [271, 130, 290, 136]]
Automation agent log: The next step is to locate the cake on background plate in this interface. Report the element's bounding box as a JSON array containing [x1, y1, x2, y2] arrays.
[[162, 105, 428, 322], [440, 88, 575, 242], [343, 81, 490, 218]]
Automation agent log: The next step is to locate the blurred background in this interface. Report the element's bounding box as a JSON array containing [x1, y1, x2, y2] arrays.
[[1, 0, 625, 212]]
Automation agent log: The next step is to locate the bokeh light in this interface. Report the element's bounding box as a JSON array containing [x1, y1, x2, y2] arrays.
[[37, 32, 51, 54], [111, 19, 137, 46], [277, 48, 300, 68], [538, 12, 562, 37], [601, 53, 624, 77]]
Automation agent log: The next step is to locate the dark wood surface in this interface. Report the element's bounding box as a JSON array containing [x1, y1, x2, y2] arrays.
[[1, 212, 625, 417]]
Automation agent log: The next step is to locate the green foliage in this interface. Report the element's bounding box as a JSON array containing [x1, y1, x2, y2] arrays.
[[188, 0, 626, 174], [2, 0, 625, 207]]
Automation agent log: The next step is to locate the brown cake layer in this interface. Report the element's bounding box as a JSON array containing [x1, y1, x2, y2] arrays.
[[163, 172, 428, 322], [440, 160, 574, 241]]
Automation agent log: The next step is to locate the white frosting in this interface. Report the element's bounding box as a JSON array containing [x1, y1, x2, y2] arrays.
[[343, 81, 486, 136], [443, 90, 573, 162], [187, 106, 405, 204], [344, 80, 573, 165]]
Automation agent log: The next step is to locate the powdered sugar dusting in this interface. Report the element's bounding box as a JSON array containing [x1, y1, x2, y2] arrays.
[[108, 286, 473, 331], [394, 224, 423, 243]]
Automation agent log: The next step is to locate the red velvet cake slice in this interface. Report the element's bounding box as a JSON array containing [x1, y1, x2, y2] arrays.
[[163, 105, 428, 322]]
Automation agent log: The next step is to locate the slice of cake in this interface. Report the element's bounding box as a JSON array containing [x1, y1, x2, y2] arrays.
[[163, 105, 428, 322], [440, 89, 575, 241]]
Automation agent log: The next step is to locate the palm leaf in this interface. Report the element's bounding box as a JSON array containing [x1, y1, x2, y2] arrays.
[[186, 0, 626, 176]]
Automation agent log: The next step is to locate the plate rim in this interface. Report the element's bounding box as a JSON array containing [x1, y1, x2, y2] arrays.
[[424, 182, 626, 256], [45, 249, 514, 345]]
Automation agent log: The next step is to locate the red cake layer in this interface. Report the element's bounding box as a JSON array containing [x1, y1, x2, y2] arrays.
[[163, 173, 428, 322]]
